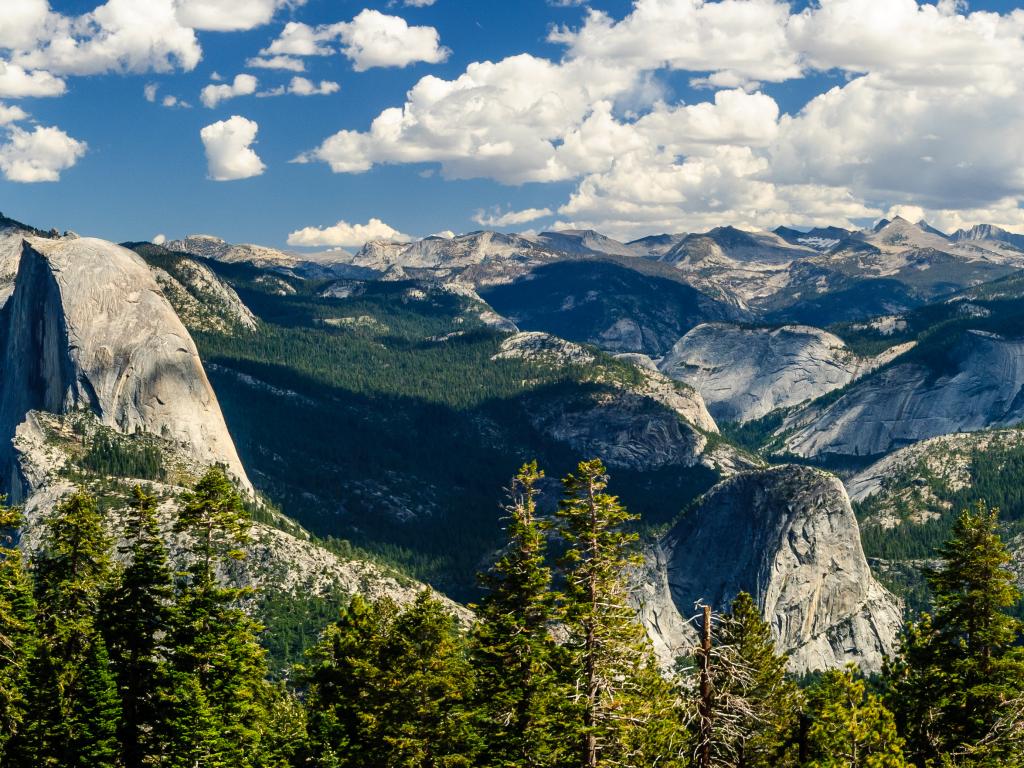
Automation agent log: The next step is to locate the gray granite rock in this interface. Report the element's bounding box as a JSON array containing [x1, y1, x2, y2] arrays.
[[659, 323, 867, 423], [635, 465, 903, 673], [0, 236, 249, 497], [783, 331, 1024, 458]]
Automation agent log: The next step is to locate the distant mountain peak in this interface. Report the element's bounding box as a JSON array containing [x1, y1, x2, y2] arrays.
[[916, 219, 949, 238], [952, 223, 1024, 250]]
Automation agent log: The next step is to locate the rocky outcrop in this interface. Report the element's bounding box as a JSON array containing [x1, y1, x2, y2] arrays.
[[846, 427, 1024, 529], [0, 236, 249, 498], [148, 254, 258, 334], [524, 386, 708, 472], [534, 229, 638, 257], [636, 465, 903, 673], [782, 331, 1024, 459], [494, 332, 717, 471], [659, 324, 871, 423]]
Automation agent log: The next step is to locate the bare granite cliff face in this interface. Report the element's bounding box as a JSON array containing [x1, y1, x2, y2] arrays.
[[635, 465, 903, 673], [0, 235, 249, 497], [658, 323, 905, 424], [782, 330, 1024, 458]]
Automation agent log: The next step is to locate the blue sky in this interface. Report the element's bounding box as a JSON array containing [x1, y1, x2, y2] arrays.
[[2, 0, 1024, 248]]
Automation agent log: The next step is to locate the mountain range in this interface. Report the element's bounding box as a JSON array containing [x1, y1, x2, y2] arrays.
[[4, 208, 1024, 673]]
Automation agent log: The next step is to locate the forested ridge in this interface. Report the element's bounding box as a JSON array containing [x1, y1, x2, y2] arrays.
[[3, 461, 1024, 767]]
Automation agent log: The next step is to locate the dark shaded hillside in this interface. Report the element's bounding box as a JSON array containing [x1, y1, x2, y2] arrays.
[[765, 277, 923, 326], [481, 259, 733, 356]]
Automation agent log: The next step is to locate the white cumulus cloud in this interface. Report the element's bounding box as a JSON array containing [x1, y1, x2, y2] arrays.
[[152, 233, 167, 245], [259, 10, 448, 71], [245, 55, 305, 72], [175, 0, 306, 32], [260, 21, 336, 57], [201, 73, 258, 108], [0, 60, 65, 98], [337, 9, 449, 71], [287, 217, 411, 247], [0, 102, 30, 125], [0, 124, 86, 182], [259, 77, 340, 98], [200, 115, 265, 181], [10, 0, 202, 76]]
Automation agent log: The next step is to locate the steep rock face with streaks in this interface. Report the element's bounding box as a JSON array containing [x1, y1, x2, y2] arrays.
[[494, 332, 722, 471], [781, 331, 1024, 459], [0, 235, 249, 497], [636, 465, 903, 673], [660, 323, 872, 423]]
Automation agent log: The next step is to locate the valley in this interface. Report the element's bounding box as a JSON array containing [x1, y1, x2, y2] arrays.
[[4, 210, 1024, 674]]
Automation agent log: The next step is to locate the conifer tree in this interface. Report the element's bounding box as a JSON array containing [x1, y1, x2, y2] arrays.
[[101, 485, 176, 768], [379, 591, 479, 767], [303, 594, 397, 768], [167, 468, 273, 768], [258, 682, 310, 768], [303, 592, 479, 768], [471, 461, 570, 767], [556, 459, 682, 768], [885, 503, 1024, 765], [159, 669, 223, 768], [17, 490, 121, 768], [0, 500, 36, 761], [804, 666, 908, 768], [685, 592, 800, 768]]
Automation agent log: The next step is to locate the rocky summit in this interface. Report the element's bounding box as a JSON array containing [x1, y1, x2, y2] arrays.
[[0, 235, 249, 495], [637, 465, 903, 673]]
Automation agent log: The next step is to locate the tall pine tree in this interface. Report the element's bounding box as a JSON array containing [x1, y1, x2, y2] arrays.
[[556, 459, 682, 768], [885, 503, 1024, 765], [0, 500, 36, 762], [471, 461, 570, 768], [303, 594, 398, 768], [804, 667, 908, 768], [16, 490, 121, 768], [101, 484, 176, 768], [303, 592, 479, 768], [166, 468, 274, 768]]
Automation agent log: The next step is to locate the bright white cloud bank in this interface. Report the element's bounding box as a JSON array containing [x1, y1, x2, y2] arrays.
[[200, 115, 265, 181], [0, 0, 300, 79], [287, 217, 411, 247], [175, 0, 306, 33], [298, 0, 1024, 236]]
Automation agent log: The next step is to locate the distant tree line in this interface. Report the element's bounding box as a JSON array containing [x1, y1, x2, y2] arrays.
[[2, 462, 1024, 767]]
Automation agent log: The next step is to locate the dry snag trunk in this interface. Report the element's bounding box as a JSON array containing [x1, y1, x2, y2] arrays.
[[699, 604, 713, 768], [584, 475, 599, 768]]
